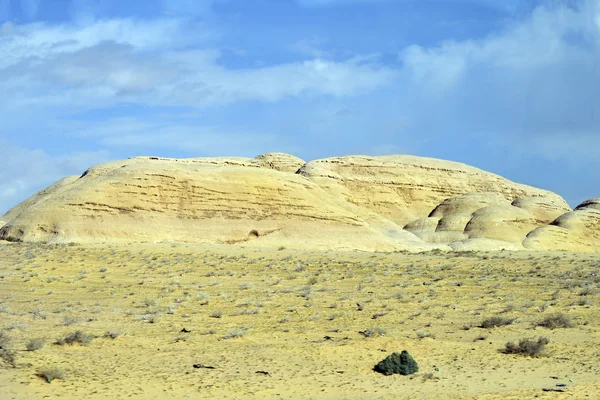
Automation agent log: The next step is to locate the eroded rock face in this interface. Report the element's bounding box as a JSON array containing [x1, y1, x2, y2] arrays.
[[575, 198, 600, 211], [464, 205, 538, 244], [254, 153, 306, 173], [402, 192, 562, 249], [523, 200, 600, 252], [429, 193, 510, 218], [1, 153, 595, 252], [0, 155, 430, 251], [297, 155, 565, 226], [512, 196, 572, 224]]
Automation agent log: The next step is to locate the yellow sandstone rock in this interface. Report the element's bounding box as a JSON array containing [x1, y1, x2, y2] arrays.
[[1, 153, 596, 252]]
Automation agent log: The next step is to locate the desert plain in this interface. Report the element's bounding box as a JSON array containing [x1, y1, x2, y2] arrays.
[[1, 241, 600, 399]]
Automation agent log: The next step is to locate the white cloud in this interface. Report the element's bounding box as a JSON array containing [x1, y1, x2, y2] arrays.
[[289, 36, 331, 59], [0, 17, 395, 112], [400, 3, 598, 91], [396, 1, 600, 157], [0, 18, 193, 68], [65, 117, 283, 156]]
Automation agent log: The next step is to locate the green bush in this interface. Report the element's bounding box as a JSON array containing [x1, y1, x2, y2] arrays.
[[374, 351, 418, 376]]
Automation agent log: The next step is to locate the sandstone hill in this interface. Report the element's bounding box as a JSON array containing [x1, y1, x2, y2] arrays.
[[1, 153, 597, 252]]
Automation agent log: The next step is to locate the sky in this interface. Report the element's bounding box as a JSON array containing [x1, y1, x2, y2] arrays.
[[0, 0, 598, 214]]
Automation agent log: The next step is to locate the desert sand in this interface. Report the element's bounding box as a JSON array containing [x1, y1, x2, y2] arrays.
[[1, 242, 600, 399]]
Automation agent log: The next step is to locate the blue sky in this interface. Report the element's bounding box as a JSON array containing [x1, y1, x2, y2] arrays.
[[0, 0, 598, 214]]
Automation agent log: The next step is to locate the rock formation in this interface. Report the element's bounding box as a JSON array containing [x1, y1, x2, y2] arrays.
[[523, 199, 600, 252], [297, 155, 565, 226], [1, 153, 597, 252], [254, 152, 306, 173]]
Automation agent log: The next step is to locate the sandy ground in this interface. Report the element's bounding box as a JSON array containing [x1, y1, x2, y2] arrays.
[[1, 241, 599, 399]]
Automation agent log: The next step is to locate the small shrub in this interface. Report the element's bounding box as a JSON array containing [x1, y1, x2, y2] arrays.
[[0, 331, 17, 367], [224, 328, 246, 339], [577, 298, 593, 306], [480, 316, 516, 329], [195, 292, 209, 304], [166, 303, 177, 314], [37, 367, 64, 383], [61, 316, 79, 326], [54, 331, 95, 346], [536, 313, 574, 329], [359, 327, 386, 338], [103, 330, 121, 339], [416, 331, 435, 339], [143, 298, 157, 307], [374, 351, 419, 376], [307, 276, 318, 285], [26, 339, 46, 351], [422, 372, 439, 381], [502, 337, 549, 357], [32, 308, 47, 320], [6, 322, 27, 331], [140, 314, 159, 324], [0, 347, 17, 367], [233, 309, 260, 316]]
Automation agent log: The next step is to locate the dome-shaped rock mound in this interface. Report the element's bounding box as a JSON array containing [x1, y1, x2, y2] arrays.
[[0, 155, 430, 251], [1, 153, 594, 252], [464, 205, 538, 245], [511, 196, 572, 224], [254, 153, 306, 173], [402, 191, 569, 248], [429, 192, 510, 218], [524, 200, 600, 252], [575, 198, 600, 211]]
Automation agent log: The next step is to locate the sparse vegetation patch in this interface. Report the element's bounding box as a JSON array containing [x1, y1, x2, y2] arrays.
[[37, 367, 65, 383], [536, 313, 574, 329], [502, 337, 549, 357], [479, 316, 516, 329], [54, 330, 95, 346]]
